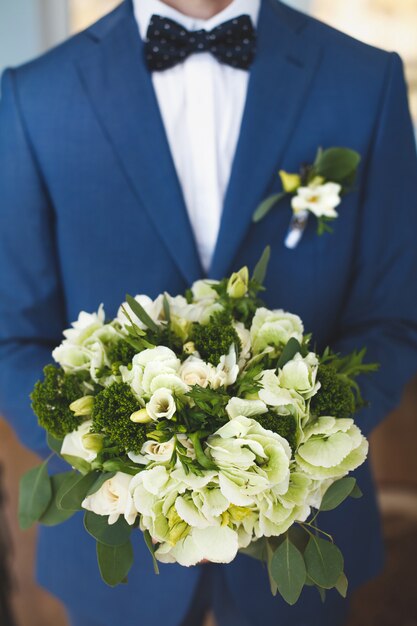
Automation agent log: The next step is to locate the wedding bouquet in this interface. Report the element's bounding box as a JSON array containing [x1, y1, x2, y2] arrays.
[[19, 248, 376, 604]]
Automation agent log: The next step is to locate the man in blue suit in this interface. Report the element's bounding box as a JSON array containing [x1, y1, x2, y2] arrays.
[[1, 0, 417, 624]]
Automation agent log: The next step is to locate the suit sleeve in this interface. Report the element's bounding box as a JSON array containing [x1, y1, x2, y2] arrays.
[[0, 68, 67, 458], [331, 52, 417, 436]]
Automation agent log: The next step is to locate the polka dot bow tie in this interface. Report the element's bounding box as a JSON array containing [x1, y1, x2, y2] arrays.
[[145, 14, 257, 72]]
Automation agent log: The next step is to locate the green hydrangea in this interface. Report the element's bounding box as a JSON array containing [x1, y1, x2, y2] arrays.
[[191, 310, 241, 365], [91, 382, 148, 453], [310, 365, 355, 419], [31, 365, 87, 439]]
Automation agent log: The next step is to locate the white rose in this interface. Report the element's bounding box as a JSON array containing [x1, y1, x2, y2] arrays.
[[146, 387, 176, 421], [82, 472, 138, 525], [128, 437, 176, 465], [179, 356, 216, 388], [61, 420, 97, 463], [291, 182, 342, 219], [117, 294, 163, 330], [250, 308, 304, 356]]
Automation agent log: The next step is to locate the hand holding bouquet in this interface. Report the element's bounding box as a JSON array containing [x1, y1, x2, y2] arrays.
[[20, 248, 377, 604]]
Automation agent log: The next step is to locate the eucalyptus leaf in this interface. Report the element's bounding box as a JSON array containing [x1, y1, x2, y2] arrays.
[[277, 337, 302, 369], [253, 192, 287, 223], [58, 472, 98, 511], [304, 536, 344, 589], [84, 511, 133, 546], [271, 536, 306, 605], [314, 147, 361, 183], [18, 461, 52, 530], [126, 294, 159, 333], [39, 473, 76, 526], [320, 477, 357, 512], [61, 454, 92, 475], [97, 540, 134, 587], [335, 572, 349, 598], [144, 530, 160, 575], [252, 246, 271, 286], [240, 537, 268, 562], [350, 484, 363, 499], [266, 539, 278, 596]]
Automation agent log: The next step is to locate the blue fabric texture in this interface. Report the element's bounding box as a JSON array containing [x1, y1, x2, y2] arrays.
[[1, 0, 417, 624]]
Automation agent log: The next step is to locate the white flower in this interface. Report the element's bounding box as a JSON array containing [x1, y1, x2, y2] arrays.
[[82, 472, 138, 525], [234, 322, 251, 369], [226, 397, 268, 420], [295, 416, 368, 480], [190, 280, 220, 301], [117, 294, 163, 330], [167, 294, 223, 325], [207, 416, 291, 506], [128, 437, 176, 465], [210, 344, 239, 388], [179, 356, 216, 388], [121, 346, 187, 398], [250, 308, 304, 356], [61, 420, 97, 463], [146, 387, 176, 421], [277, 352, 320, 400], [156, 525, 239, 567], [259, 369, 307, 421], [291, 182, 342, 218]]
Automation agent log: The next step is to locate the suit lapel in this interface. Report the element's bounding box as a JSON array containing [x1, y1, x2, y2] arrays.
[[76, 2, 204, 285], [208, 0, 323, 279]]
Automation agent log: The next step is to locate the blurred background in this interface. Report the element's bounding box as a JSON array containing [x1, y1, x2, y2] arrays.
[[0, 1, 416, 626]]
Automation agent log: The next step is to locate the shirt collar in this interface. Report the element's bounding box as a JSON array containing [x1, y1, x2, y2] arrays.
[[133, 0, 261, 41]]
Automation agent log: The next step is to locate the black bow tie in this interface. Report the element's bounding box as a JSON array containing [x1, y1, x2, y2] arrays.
[[145, 14, 256, 72]]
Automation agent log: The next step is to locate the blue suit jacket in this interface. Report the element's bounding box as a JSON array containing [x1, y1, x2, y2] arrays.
[[1, 1, 417, 624]]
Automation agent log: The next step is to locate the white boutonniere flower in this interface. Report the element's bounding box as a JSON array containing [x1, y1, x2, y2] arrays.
[[253, 147, 361, 248]]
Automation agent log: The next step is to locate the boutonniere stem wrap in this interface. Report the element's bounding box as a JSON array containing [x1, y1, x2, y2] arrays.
[[253, 147, 361, 248]]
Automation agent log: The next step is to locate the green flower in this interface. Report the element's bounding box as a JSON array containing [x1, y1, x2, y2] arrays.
[[250, 308, 304, 356]]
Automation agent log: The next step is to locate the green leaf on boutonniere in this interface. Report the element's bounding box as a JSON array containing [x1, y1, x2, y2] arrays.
[[18, 460, 52, 529], [271, 535, 306, 605], [39, 472, 77, 526], [314, 147, 361, 183], [97, 540, 134, 587], [126, 294, 160, 333], [253, 192, 287, 223]]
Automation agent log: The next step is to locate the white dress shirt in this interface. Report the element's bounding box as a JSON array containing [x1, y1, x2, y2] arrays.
[[133, 0, 261, 272]]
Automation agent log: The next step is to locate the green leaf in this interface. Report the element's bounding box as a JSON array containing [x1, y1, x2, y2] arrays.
[[266, 539, 278, 596], [304, 536, 344, 589], [252, 192, 287, 223], [240, 537, 268, 562], [39, 473, 77, 526], [84, 511, 133, 547], [252, 246, 271, 286], [47, 433, 64, 455], [97, 540, 134, 587], [350, 483, 363, 499], [335, 572, 349, 598], [317, 586, 326, 603], [61, 454, 92, 475], [126, 294, 159, 333], [86, 472, 116, 497], [58, 472, 98, 511], [18, 461, 52, 530], [189, 432, 217, 471], [271, 536, 306, 605], [320, 477, 357, 512], [277, 337, 302, 369], [314, 147, 361, 183], [143, 530, 160, 575], [163, 294, 171, 323]]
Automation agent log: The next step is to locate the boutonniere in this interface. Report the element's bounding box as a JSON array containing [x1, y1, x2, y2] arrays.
[[253, 147, 361, 249]]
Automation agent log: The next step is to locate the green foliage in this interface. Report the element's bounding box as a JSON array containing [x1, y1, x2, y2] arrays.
[[320, 347, 379, 406], [304, 536, 344, 589], [91, 383, 148, 454], [255, 412, 297, 452], [320, 477, 358, 512], [84, 511, 132, 546], [234, 363, 264, 397], [97, 540, 134, 587], [270, 536, 306, 605], [313, 147, 361, 186], [39, 473, 77, 526], [311, 365, 356, 419], [57, 472, 98, 511], [107, 340, 137, 366], [31, 365, 87, 439], [191, 310, 241, 366], [19, 460, 52, 529], [183, 385, 230, 432]]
